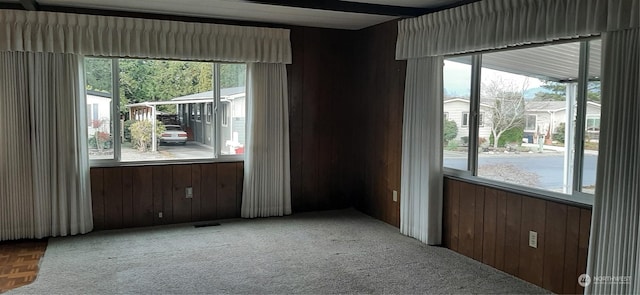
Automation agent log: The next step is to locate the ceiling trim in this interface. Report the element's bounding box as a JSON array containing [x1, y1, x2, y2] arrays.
[[246, 0, 429, 17]]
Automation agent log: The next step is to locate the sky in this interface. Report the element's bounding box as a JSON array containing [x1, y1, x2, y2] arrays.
[[443, 60, 544, 98]]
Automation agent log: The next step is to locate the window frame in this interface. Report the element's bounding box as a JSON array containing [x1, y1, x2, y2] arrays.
[[443, 38, 598, 206], [87, 57, 245, 167]]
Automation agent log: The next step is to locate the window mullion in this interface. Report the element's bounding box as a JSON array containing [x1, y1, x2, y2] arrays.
[[113, 58, 121, 163], [573, 41, 590, 193], [213, 63, 221, 158], [469, 54, 482, 175]]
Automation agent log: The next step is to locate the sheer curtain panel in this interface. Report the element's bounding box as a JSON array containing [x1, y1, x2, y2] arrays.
[[400, 57, 444, 245], [586, 28, 640, 295], [241, 63, 291, 218], [0, 52, 92, 240]]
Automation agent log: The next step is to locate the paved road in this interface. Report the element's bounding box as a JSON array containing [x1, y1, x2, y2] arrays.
[[444, 152, 598, 190]]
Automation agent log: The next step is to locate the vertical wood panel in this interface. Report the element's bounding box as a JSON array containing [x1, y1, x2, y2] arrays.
[[152, 166, 164, 225], [443, 179, 451, 248], [121, 168, 134, 228], [543, 202, 568, 293], [191, 164, 202, 221], [200, 163, 217, 220], [162, 166, 173, 224], [288, 28, 304, 213], [494, 190, 507, 271], [236, 162, 244, 216], [473, 187, 485, 261], [90, 168, 104, 230], [483, 188, 498, 267], [504, 193, 522, 276], [172, 165, 192, 224], [132, 166, 154, 227], [562, 206, 581, 294], [449, 180, 460, 252], [518, 197, 546, 286], [217, 162, 237, 219], [458, 182, 476, 258], [576, 209, 591, 294], [103, 168, 123, 230]]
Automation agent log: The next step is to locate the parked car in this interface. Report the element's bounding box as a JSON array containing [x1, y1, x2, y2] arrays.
[[159, 125, 188, 145]]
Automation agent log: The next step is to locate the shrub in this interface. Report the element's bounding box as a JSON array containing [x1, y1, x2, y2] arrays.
[[89, 131, 111, 150], [130, 120, 165, 152], [123, 120, 134, 142], [490, 127, 524, 147], [553, 122, 565, 143], [443, 119, 458, 145]]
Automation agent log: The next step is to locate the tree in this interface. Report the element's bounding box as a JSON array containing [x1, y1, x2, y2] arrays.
[[533, 80, 601, 102], [482, 77, 526, 148]]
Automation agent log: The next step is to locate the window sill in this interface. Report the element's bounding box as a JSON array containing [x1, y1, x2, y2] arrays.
[[90, 155, 244, 168], [444, 169, 593, 209]]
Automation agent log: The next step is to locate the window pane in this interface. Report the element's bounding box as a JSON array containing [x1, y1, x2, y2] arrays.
[[220, 63, 247, 155], [582, 39, 602, 193], [85, 58, 114, 160], [477, 42, 581, 193], [443, 57, 472, 170], [119, 59, 214, 161]]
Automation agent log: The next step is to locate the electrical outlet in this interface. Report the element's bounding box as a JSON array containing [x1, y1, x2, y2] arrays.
[[393, 190, 398, 202], [529, 231, 538, 248], [158, 212, 163, 218], [186, 187, 193, 198]]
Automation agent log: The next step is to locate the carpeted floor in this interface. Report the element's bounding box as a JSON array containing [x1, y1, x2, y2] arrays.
[[8, 209, 548, 294]]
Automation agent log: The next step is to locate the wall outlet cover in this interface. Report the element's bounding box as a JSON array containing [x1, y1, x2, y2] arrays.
[[529, 231, 538, 248]]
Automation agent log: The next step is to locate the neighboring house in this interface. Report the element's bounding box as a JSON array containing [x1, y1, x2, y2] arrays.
[[86, 90, 112, 136], [444, 97, 602, 144], [126, 87, 245, 153], [173, 87, 245, 154], [443, 97, 492, 142], [525, 101, 601, 142]]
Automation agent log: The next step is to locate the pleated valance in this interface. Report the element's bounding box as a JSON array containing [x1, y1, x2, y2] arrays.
[[0, 10, 292, 64], [396, 0, 614, 59]]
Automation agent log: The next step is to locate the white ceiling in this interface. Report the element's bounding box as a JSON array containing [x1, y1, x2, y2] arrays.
[[28, 0, 465, 30]]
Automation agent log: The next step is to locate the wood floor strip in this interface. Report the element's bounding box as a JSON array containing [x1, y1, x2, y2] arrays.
[[0, 239, 47, 293]]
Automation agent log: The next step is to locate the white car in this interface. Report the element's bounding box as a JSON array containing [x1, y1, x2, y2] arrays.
[[159, 125, 188, 145]]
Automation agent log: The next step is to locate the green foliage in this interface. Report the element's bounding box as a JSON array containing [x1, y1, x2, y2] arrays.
[[533, 80, 601, 102], [123, 120, 134, 142], [85, 58, 113, 93], [490, 127, 524, 147], [130, 120, 165, 152], [443, 119, 458, 145], [85, 58, 247, 117], [446, 140, 460, 150], [553, 122, 566, 143]]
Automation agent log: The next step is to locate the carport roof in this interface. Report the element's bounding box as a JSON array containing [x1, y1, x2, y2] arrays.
[[449, 39, 601, 82]]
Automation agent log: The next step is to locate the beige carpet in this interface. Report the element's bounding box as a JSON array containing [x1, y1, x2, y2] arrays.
[[9, 209, 548, 294]]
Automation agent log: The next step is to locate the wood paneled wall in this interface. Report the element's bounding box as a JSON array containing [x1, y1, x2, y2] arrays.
[[90, 162, 243, 230], [444, 177, 591, 294], [351, 20, 406, 227], [287, 27, 358, 213]]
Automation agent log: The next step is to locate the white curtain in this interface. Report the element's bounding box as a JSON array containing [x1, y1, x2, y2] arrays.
[[0, 52, 93, 240], [396, 0, 607, 59], [0, 10, 291, 64], [400, 57, 444, 245], [241, 63, 291, 218], [586, 28, 640, 295]]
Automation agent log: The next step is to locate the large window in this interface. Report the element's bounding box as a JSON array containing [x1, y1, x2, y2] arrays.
[[85, 58, 246, 164], [443, 39, 600, 203]]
